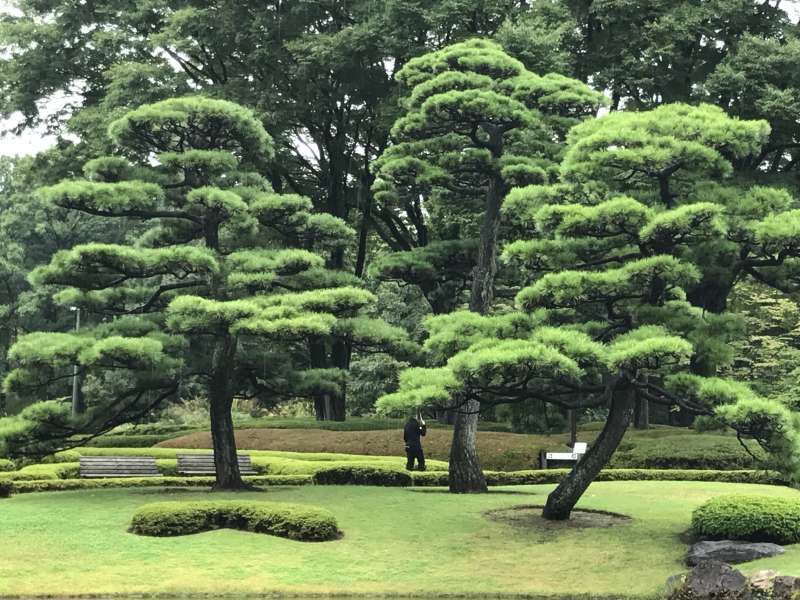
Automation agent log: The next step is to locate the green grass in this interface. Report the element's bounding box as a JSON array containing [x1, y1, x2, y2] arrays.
[[1, 481, 799, 597]]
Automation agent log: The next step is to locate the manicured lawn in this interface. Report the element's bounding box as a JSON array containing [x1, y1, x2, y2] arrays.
[[1, 481, 799, 598]]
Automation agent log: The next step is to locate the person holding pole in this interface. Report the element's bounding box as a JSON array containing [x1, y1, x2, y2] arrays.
[[403, 412, 427, 471]]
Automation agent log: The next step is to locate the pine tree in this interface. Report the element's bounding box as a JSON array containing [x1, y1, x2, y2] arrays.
[[378, 103, 800, 518], [2, 97, 407, 487], [372, 39, 604, 492]]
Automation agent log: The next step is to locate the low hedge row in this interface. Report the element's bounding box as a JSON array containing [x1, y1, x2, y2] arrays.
[[0, 480, 11, 497], [691, 494, 800, 544], [8, 474, 312, 494], [314, 466, 787, 487], [0, 459, 15, 472], [0, 462, 80, 481], [312, 466, 413, 486], [130, 500, 340, 541], [0, 466, 786, 495]]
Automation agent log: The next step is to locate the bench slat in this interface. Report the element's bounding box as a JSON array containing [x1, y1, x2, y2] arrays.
[[79, 456, 160, 478], [176, 453, 256, 476]]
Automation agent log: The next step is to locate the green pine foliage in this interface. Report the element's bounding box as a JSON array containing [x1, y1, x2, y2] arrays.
[[371, 39, 605, 313], [1, 97, 407, 471], [379, 100, 800, 497]]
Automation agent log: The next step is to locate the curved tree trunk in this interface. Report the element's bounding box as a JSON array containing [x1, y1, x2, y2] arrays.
[[542, 387, 635, 520], [449, 398, 488, 493], [209, 335, 245, 490]]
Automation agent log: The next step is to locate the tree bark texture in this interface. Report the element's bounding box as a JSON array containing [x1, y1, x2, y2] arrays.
[[449, 398, 488, 493], [208, 335, 245, 490]]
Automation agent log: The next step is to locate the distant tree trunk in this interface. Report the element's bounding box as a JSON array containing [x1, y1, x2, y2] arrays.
[[449, 398, 487, 493], [634, 397, 649, 429], [208, 335, 245, 490], [542, 386, 635, 520], [330, 338, 350, 421]]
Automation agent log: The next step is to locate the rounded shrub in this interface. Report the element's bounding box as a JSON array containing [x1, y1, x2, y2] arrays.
[[130, 500, 340, 541], [691, 494, 800, 544], [0, 459, 15, 472], [312, 465, 412, 486]]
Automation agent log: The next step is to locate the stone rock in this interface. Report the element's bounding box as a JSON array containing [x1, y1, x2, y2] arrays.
[[772, 575, 800, 600], [683, 560, 751, 600], [687, 541, 785, 566], [749, 570, 779, 592]]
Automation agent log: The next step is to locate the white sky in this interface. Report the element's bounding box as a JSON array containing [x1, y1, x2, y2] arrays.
[[0, 1, 799, 158]]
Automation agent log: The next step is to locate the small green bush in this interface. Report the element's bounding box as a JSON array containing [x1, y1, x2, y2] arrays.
[[129, 500, 340, 541], [0, 480, 12, 497], [312, 465, 413, 486], [0, 458, 15, 472], [691, 495, 800, 544]]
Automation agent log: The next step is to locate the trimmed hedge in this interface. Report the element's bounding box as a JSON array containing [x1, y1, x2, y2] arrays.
[[129, 500, 340, 541], [0, 458, 15, 472], [312, 465, 413, 486], [0, 480, 11, 497], [0, 462, 80, 481], [691, 494, 800, 544], [9, 474, 312, 494], [413, 469, 786, 487]]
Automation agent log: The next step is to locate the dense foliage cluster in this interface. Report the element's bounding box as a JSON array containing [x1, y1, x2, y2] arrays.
[[691, 494, 800, 544], [129, 500, 341, 540]]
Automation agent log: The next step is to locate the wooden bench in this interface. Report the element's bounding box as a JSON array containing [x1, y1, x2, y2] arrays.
[[176, 454, 257, 476], [539, 442, 588, 469], [79, 456, 160, 478]]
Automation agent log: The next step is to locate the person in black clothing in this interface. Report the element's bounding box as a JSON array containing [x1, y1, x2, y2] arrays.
[[403, 413, 427, 471]]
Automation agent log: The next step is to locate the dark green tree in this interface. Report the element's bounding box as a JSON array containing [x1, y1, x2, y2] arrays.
[[372, 39, 604, 491], [379, 105, 800, 517], [2, 97, 406, 487]]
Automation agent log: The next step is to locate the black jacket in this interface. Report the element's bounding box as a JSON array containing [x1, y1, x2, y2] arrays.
[[403, 418, 427, 447]]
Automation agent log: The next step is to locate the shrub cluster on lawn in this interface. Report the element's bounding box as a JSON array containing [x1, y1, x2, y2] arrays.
[[0, 458, 15, 471], [312, 465, 413, 486], [129, 500, 340, 541], [691, 494, 800, 544]]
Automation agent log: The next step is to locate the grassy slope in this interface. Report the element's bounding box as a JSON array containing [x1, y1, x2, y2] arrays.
[[1, 481, 799, 598], [157, 425, 763, 471]]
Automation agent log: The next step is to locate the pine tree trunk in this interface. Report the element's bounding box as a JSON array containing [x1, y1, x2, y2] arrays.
[[449, 398, 487, 493], [449, 164, 505, 494], [542, 387, 635, 520], [208, 336, 245, 490]]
